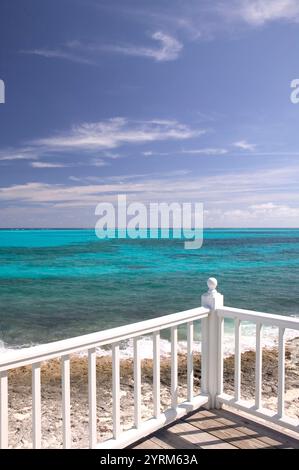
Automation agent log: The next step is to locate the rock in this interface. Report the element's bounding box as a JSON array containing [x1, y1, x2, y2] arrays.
[[13, 413, 30, 421]]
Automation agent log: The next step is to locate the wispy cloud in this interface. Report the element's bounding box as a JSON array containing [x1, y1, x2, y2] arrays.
[[21, 31, 183, 65], [1, 163, 299, 227], [1, 164, 299, 208], [101, 31, 183, 62], [224, 0, 299, 27], [33, 118, 203, 152], [30, 162, 68, 169], [182, 148, 228, 155], [0, 147, 37, 162], [233, 140, 257, 151], [0, 118, 203, 167], [20, 48, 95, 65]]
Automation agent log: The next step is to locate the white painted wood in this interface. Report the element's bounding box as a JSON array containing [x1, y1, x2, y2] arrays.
[[187, 322, 194, 402], [61, 355, 71, 448], [134, 337, 141, 428], [255, 322, 262, 409], [88, 348, 97, 448], [112, 343, 120, 439], [201, 278, 224, 311], [218, 306, 299, 331], [278, 327, 285, 418], [201, 278, 224, 409], [217, 317, 224, 398], [171, 326, 178, 409], [0, 371, 8, 449], [234, 319, 241, 401], [32, 362, 41, 449], [0, 307, 209, 372], [200, 318, 209, 394], [153, 332, 160, 418], [96, 394, 209, 449]]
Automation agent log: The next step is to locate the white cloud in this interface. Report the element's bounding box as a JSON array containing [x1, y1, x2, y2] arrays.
[[89, 159, 109, 167], [250, 202, 299, 217], [0, 118, 202, 168], [0, 147, 37, 161], [1, 163, 299, 206], [233, 140, 257, 151], [33, 118, 202, 152], [1, 164, 299, 227], [228, 0, 299, 26], [205, 202, 299, 228], [21, 31, 183, 65], [102, 31, 183, 62], [182, 148, 228, 155], [142, 151, 154, 156], [30, 162, 67, 168], [20, 48, 95, 65]]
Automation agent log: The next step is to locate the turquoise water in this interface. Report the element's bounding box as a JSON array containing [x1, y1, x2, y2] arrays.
[[0, 229, 299, 348]]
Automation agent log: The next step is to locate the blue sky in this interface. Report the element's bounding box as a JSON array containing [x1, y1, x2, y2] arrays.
[[1, 0, 299, 227]]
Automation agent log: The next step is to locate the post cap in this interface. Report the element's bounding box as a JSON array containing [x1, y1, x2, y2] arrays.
[[207, 277, 218, 291]]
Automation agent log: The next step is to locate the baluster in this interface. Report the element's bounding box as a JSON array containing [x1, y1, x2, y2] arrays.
[[62, 355, 71, 448], [134, 337, 141, 428], [153, 332, 160, 418], [88, 348, 97, 448], [217, 317, 224, 398], [187, 322, 194, 402], [171, 326, 178, 409], [112, 343, 120, 439], [200, 318, 209, 394], [32, 363, 41, 449], [278, 327, 285, 418], [255, 322, 262, 409], [234, 319, 241, 401], [0, 371, 8, 449]]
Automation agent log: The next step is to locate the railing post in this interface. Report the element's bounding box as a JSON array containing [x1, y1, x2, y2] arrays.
[[201, 277, 224, 409]]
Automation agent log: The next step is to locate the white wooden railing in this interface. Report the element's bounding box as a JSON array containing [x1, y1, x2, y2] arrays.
[[0, 303, 210, 449], [0, 277, 299, 449], [201, 278, 299, 433]]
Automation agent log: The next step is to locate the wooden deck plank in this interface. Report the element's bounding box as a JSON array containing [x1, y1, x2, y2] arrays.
[[184, 413, 270, 449], [214, 407, 299, 448], [165, 420, 237, 449], [216, 416, 282, 447], [150, 436, 175, 449], [183, 408, 299, 448], [129, 407, 299, 450], [133, 438, 164, 449], [154, 428, 199, 450]]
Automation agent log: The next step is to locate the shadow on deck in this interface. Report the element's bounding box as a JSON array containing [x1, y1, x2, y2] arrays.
[[129, 407, 299, 449]]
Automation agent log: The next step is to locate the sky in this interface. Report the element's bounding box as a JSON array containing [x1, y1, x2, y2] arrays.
[[1, 0, 299, 228]]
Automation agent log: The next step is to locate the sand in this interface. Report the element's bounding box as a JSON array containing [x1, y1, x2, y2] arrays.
[[6, 338, 299, 449]]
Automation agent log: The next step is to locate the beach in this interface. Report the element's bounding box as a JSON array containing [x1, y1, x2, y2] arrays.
[[7, 337, 299, 449]]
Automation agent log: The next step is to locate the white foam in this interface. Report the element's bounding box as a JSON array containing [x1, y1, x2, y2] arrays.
[[1, 323, 298, 360], [92, 323, 299, 359]]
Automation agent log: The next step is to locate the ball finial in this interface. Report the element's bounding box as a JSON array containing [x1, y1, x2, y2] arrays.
[[207, 277, 218, 291]]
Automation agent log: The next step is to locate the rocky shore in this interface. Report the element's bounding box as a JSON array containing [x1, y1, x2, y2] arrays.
[[7, 338, 299, 449]]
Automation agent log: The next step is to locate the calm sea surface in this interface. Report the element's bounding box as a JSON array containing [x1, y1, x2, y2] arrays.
[[0, 229, 299, 349]]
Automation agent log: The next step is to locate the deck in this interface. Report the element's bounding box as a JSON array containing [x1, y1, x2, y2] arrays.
[[130, 407, 299, 449]]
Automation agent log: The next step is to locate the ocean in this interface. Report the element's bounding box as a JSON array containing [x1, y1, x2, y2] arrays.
[[0, 229, 299, 355]]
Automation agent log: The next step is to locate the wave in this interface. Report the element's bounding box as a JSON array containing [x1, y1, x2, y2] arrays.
[[1, 323, 298, 361]]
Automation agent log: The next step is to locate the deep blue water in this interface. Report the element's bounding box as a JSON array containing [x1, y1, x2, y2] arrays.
[[0, 229, 299, 348]]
